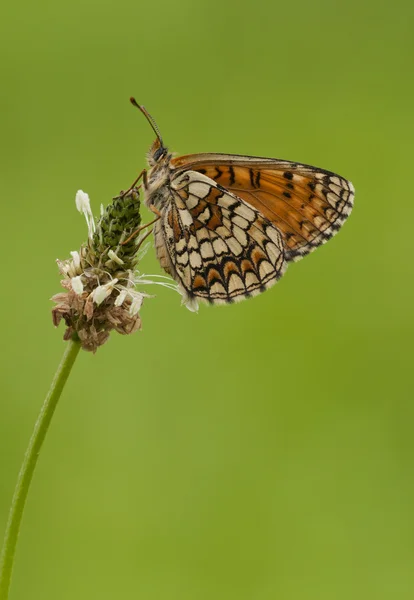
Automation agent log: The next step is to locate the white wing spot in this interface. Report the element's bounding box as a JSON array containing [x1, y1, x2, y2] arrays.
[[189, 252, 202, 269], [210, 282, 227, 296], [245, 271, 259, 288], [198, 206, 211, 223], [175, 238, 186, 253], [232, 215, 249, 230], [197, 227, 210, 242], [329, 183, 343, 196], [188, 235, 199, 250], [186, 195, 199, 210], [265, 225, 282, 246], [314, 216, 327, 229], [228, 273, 245, 293], [226, 237, 243, 256], [326, 192, 338, 209], [190, 181, 211, 199], [179, 208, 194, 227], [213, 238, 228, 255], [264, 242, 281, 263], [176, 251, 189, 266], [259, 260, 275, 279], [232, 226, 248, 247], [200, 241, 214, 260], [216, 226, 231, 239], [237, 204, 256, 222]]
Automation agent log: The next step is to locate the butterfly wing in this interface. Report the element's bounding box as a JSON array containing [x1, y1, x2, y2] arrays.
[[171, 153, 354, 261], [154, 169, 287, 305]]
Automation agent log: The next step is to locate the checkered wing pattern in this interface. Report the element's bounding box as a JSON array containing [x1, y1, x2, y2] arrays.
[[171, 153, 354, 262], [153, 170, 287, 304]]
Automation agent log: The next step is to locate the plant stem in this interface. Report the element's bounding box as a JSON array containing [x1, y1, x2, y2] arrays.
[[0, 338, 81, 600]]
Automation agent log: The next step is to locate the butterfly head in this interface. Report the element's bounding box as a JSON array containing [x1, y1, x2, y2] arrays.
[[147, 137, 170, 167]]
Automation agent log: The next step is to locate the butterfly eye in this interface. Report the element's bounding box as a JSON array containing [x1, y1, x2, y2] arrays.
[[153, 147, 167, 162]]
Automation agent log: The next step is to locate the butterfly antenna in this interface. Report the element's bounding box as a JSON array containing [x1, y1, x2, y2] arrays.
[[130, 97, 164, 147]]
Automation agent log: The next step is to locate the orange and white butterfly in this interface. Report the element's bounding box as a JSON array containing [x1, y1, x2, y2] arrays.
[[130, 98, 354, 308]]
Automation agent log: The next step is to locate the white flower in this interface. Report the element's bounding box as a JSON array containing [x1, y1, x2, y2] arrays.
[[75, 190, 96, 239], [129, 292, 146, 316], [56, 258, 70, 276], [70, 251, 81, 270], [75, 189, 91, 213], [108, 250, 124, 265], [71, 276, 84, 295], [92, 279, 118, 305], [114, 289, 128, 307]]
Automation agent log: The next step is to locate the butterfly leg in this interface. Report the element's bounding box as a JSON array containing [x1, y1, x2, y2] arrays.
[[134, 227, 153, 252], [121, 213, 160, 245], [148, 204, 162, 218], [120, 169, 147, 198]]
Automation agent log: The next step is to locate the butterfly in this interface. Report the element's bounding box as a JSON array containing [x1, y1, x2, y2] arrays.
[[129, 98, 354, 309]]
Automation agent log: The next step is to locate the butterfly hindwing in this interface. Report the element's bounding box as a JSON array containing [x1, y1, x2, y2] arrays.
[[154, 170, 287, 304]]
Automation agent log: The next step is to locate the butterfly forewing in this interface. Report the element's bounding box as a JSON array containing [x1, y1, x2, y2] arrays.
[[153, 170, 287, 304], [171, 153, 354, 262]]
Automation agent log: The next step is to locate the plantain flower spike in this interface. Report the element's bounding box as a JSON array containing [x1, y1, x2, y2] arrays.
[[52, 187, 179, 352]]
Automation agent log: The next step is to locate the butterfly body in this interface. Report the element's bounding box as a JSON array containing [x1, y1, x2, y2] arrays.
[[134, 100, 354, 308]]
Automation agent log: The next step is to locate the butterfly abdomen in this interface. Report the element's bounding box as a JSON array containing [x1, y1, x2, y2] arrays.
[[153, 219, 176, 279]]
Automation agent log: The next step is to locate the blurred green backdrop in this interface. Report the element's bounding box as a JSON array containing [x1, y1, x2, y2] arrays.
[[1, 1, 413, 599]]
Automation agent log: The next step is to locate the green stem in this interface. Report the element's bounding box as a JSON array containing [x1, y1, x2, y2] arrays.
[[0, 338, 81, 600]]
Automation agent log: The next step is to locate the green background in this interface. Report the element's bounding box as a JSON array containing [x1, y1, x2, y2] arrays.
[[1, 1, 413, 598]]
